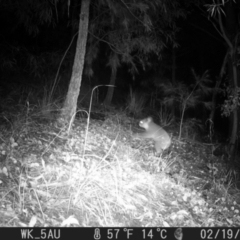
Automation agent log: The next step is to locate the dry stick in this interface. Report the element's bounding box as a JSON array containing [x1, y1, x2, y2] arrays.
[[62, 85, 115, 175], [82, 85, 115, 157], [52, 32, 79, 99], [39, 33, 80, 157], [67, 109, 88, 134], [77, 85, 115, 182], [31, 188, 45, 223]]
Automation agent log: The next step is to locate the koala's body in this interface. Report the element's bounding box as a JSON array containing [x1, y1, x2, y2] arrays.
[[133, 117, 171, 154]]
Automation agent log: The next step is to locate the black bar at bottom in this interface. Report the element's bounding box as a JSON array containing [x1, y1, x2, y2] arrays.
[[0, 227, 239, 240]]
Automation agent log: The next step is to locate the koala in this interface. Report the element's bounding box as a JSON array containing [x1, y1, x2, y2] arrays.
[[133, 117, 171, 154]]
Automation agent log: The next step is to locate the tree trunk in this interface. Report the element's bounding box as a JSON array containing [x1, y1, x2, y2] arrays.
[[60, 0, 91, 123], [208, 49, 229, 140], [172, 46, 176, 83], [103, 67, 117, 105], [224, 0, 239, 160], [212, 0, 239, 160], [228, 51, 238, 160], [69, 0, 79, 66]]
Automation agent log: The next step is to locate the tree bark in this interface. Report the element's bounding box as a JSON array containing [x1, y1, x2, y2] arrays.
[[103, 67, 117, 105], [223, 1, 239, 160], [213, 0, 239, 160], [208, 49, 229, 141], [228, 52, 238, 159], [60, 0, 91, 123], [103, 52, 120, 105]]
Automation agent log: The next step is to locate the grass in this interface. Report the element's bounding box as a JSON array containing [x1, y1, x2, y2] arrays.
[[0, 94, 240, 227]]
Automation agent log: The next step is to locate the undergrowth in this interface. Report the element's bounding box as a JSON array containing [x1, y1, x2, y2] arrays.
[[0, 106, 239, 227]]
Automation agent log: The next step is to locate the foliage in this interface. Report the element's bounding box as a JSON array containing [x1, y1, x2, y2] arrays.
[[36, 84, 61, 119], [221, 86, 240, 117], [0, 42, 68, 82], [126, 87, 146, 117], [181, 118, 205, 140], [0, 0, 57, 35], [205, 0, 236, 17], [155, 70, 213, 139], [86, 0, 186, 76], [0, 44, 28, 73], [158, 70, 213, 115], [26, 51, 67, 79], [157, 105, 174, 127]]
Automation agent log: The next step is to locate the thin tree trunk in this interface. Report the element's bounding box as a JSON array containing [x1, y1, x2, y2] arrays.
[[104, 68, 117, 105], [172, 46, 176, 83], [69, 0, 79, 66], [224, 0, 239, 160], [229, 51, 238, 159], [215, 0, 239, 160], [208, 49, 229, 140], [60, 0, 91, 123]]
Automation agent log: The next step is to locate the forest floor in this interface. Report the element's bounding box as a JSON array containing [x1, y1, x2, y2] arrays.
[[0, 109, 240, 227]]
